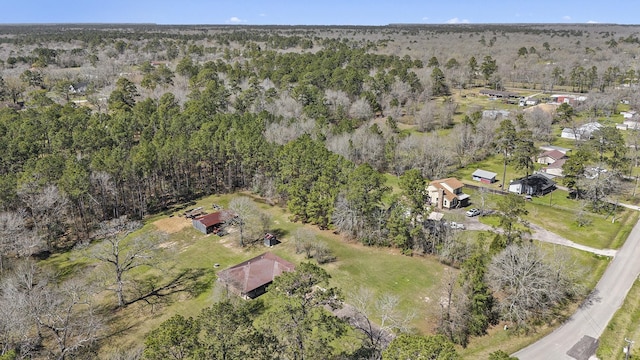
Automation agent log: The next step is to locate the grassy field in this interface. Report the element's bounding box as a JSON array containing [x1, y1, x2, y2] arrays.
[[45, 193, 452, 355], [40, 189, 625, 357], [597, 278, 640, 359], [452, 154, 528, 190], [525, 193, 639, 249]]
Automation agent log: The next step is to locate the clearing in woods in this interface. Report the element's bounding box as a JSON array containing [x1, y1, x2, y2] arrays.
[[153, 215, 192, 234]]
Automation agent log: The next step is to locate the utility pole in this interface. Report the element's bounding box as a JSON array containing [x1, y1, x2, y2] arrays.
[[624, 338, 634, 360]]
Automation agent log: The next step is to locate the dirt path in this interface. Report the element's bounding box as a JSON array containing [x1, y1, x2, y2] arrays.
[[464, 216, 617, 257]]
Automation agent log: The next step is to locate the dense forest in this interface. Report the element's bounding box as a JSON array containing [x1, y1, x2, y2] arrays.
[[1, 23, 640, 359]]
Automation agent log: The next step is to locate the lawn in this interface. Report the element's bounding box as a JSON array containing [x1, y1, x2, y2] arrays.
[[452, 156, 528, 191], [463, 185, 638, 250], [383, 172, 402, 196], [525, 193, 638, 249], [40, 190, 626, 357], [64, 193, 450, 355]]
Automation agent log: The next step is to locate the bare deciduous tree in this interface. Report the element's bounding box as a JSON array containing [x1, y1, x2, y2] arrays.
[[346, 287, 414, 359], [89, 171, 117, 220], [414, 100, 437, 132], [487, 243, 579, 330], [439, 98, 458, 128], [35, 278, 103, 360], [577, 167, 622, 212], [331, 193, 362, 239], [326, 123, 387, 170], [349, 98, 373, 120], [0, 211, 42, 273], [324, 89, 351, 117], [228, 197, 270, 247], [524, 107, 553, 142], [437, 270, 471, 346], [0, 211, 25, 273], [264, 118, 316, 145], [0, 260, 39, 357], [92, 217, 154, 308], [293, 228, 334, 264], [269, 93, 303, 119], [18, 184, 68, 251], [1, 259, 102, 359]]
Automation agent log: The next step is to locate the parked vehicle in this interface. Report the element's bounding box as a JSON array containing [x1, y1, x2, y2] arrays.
[[450, 221, 465, 230], [465, 208, 481, 217]]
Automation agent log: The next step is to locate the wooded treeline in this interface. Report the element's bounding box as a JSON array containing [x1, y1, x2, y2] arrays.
[[0, 27, 487, 251]]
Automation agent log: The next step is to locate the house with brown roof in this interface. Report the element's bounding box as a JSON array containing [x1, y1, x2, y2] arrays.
[[427, 177, 470, 209], [542, 158, 567, 177], [192, 210, 235, 234], [537, 149, 567, 165], [217, 252, 295, 299]]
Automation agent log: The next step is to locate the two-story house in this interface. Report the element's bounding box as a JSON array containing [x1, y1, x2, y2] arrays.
[[427, 178, 470, 209]]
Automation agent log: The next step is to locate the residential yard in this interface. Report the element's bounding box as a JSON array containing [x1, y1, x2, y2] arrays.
[[453, 155, 529, 190], [461, 178, 639, 249], [41, 190, 623, 357], [44, 193, 451, 355], [525, 193, 639, 249]]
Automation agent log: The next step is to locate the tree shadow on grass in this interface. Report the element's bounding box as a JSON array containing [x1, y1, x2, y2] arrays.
[[125, 267, 215, 309], [98, 268, 215, 341]]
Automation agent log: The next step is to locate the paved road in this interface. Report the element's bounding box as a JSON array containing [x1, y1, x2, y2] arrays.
[[513, 217, 640, 359]]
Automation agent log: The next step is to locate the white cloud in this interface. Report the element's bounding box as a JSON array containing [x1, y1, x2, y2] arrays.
[[563, 15, 572, 21], [587, 20, 598, 24], [226, 16, 246, 24], [259, 13, 267, 17], [446, 17, 469, 24], [422, 16, 429, 21]]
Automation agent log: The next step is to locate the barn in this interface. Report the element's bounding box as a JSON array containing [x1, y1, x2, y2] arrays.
[[192, 210, 235, 234], [472, 169, 497, 184]]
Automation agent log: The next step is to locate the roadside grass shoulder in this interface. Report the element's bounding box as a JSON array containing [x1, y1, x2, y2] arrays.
[[597, 278, 640, 359], [464, 184, 638, 249]]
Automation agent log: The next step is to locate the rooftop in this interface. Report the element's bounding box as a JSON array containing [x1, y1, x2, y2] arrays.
[[193, 210, 235, 227], [430, 177, 464, 190], [472, 169, 497, 179], [217, 252, 295, 296], [539, 149, 566, 160]]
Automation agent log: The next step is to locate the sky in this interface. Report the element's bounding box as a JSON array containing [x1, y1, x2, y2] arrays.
[[1, 0, 638, 25]]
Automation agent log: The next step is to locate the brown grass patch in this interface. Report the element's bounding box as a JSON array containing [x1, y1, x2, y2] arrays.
[[523, 103, 558, 115], [153, 216, 192, 234]]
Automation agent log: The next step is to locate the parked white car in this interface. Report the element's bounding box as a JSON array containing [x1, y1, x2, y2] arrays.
[[450, 221, 465, 230], [465, 208, 481, 217]]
